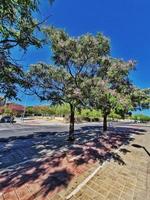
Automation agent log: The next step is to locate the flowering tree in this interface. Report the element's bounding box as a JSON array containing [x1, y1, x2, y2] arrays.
[[83, 57, 137, 131], [99, 58, 150, 122], [27, 27, 110, 140]]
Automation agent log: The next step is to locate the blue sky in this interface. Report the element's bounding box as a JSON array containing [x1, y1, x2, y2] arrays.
[[14, 0, 150, 114]]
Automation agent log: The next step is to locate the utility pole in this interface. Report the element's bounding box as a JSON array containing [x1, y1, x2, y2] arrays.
[[21, 95, 27, 122]]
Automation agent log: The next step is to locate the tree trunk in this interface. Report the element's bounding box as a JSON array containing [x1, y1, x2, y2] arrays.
[[103, 114, 108, 132], [68, 104, 75, 141]]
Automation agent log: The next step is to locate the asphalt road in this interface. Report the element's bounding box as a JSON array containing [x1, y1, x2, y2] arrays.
[[0, 122, 103, 139], [0, 121, 149, 139]]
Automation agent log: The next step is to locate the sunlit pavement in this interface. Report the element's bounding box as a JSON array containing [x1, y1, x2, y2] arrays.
[[67, 125, 150, 200], [0, 123, 149, 200]]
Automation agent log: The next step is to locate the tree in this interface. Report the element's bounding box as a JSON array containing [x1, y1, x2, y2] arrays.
[[130, 88, 150, 111], [27, 27, 110, 140], [0, 0, 54, 99], [0, 51, 25, 99], [27, 63, 83, 140], [0, 0, 54, 51], [84, 57, 136, 132]]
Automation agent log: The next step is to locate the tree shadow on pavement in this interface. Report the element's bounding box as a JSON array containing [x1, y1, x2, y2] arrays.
[[0, 125, 147, 199], [132, 143, 150, 157]]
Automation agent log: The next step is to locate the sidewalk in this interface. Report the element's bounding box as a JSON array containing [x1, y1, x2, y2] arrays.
[[54, 126, 150, 200], [0, 125, 149, 200]]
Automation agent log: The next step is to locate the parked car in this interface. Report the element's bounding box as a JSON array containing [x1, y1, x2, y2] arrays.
[[0, 116, 14, 123]]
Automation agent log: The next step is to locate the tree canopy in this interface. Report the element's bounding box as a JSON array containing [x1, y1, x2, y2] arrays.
[[0, 0, 54, 50], [83, 57, 149, 131], [0, 0, 54, 100], [27, 27, 110, 140]]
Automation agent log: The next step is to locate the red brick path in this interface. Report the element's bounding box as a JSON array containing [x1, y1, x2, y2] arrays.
[[0, 128, 136, 200]]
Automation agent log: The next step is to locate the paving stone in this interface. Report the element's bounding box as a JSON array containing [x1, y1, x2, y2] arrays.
[[16, 185, 32, 200], [83, 186, 98, 198], [109, 187, 122, 196], [111, 182, 124, 191], [93, 194, 105, 200], [3, 190, 18, 200], [120, 192, 133, 200], [106, 192, 119, 200], [123, 186, 134, 196]]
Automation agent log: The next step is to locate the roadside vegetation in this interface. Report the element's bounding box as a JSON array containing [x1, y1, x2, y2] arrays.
[[131, 114, 150, 122], [26, 104, 102, 122], [25, 104, 150, 123]]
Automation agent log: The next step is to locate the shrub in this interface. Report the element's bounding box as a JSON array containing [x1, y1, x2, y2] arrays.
[[132, 114, 150, 122]]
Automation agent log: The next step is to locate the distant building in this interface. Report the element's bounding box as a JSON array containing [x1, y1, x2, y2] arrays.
[[0, 103, 25, 116], [7, 103, 25, 113]]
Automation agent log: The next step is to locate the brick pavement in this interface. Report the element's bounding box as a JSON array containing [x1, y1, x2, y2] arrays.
[[61, 125, 150, 200], [0, 124, 149, 200]]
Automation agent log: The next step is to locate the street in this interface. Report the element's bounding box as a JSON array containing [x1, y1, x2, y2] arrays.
[[0, 122, 104, 139]]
